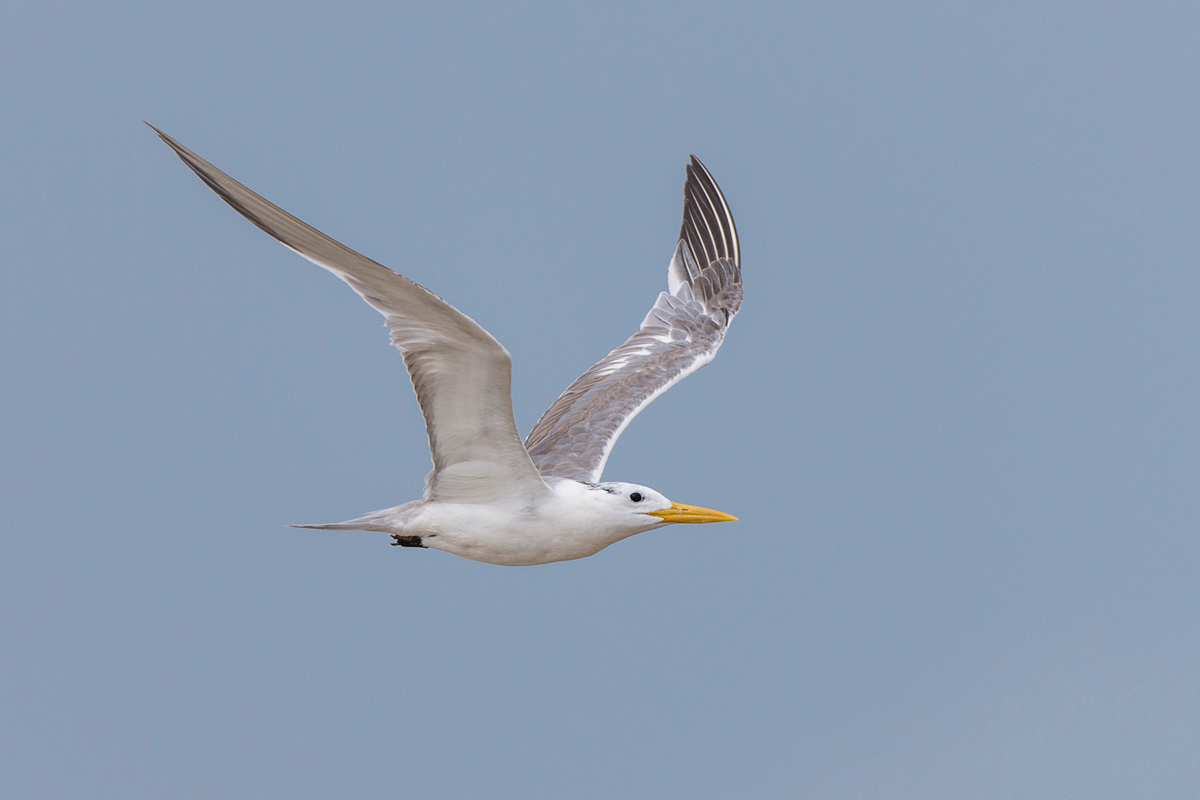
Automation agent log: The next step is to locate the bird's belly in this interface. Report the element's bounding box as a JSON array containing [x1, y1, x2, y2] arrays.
[[416, 505, 627, 566]]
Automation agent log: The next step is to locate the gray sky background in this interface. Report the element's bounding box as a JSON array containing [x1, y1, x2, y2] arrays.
[[3, 2, 1198, 797]]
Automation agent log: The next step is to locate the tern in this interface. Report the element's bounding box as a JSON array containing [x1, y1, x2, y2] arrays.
[[152, 124, 742, 565]]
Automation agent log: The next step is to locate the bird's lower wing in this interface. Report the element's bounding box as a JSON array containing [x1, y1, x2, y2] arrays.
[[151, 125, 547, 503], [524, 157, 742, 483]]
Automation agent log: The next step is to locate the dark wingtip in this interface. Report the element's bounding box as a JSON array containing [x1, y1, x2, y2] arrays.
[[144, 120, 169, 140], [678, 155, 739, 268], [145, 122, 188, 157]]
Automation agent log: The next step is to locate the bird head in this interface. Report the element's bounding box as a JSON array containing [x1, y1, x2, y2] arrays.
[[593, 481, 737, 529]]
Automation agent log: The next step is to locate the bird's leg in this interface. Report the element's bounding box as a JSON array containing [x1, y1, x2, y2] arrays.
[[391, 535, 426, 548]]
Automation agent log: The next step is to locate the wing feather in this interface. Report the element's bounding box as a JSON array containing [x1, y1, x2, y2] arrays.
[[524, 157, 742, 482], [150, 124, 547, 503]]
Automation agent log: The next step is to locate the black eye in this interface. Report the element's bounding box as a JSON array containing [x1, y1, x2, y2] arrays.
[[629, 492, 643, 503]]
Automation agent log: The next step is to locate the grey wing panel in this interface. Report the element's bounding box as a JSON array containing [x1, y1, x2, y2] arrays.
[[151, 124, 548, 501], [525, 157, 742, 482]]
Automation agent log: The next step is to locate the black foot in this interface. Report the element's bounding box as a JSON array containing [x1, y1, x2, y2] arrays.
[[391, 535, 425, 548]]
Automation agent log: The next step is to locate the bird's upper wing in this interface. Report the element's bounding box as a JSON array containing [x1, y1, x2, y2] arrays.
[[151, 125, 548, 504], [523, 156, 742, 483]]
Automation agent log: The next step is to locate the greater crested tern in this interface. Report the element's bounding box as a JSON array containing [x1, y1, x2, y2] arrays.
[[151, 124, 742, 565]]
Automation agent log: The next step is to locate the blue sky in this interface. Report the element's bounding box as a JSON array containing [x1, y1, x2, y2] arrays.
[[3, 2, 1198, 797]]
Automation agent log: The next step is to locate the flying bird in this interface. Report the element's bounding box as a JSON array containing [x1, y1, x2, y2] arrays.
[[151, 124, 742, 565]]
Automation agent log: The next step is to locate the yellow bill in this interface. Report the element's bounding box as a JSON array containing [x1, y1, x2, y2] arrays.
[[647, 502, 738, 524]]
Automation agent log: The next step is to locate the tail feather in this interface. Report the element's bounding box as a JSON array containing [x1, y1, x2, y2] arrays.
[[290, 514, 393, 533], [288, 501, 415, 533]]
